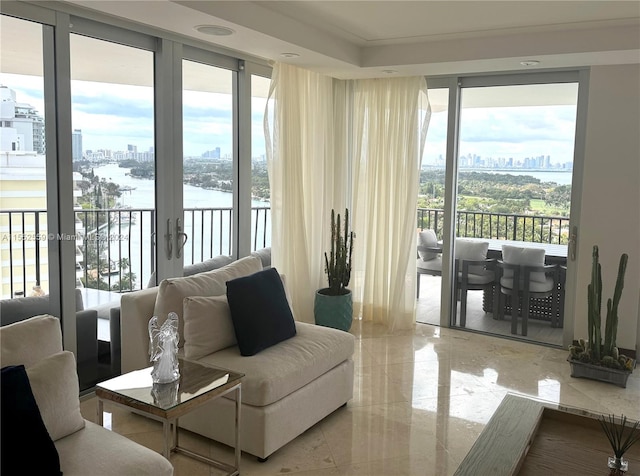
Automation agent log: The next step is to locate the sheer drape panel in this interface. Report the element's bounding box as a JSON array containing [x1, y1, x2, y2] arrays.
[[351, 78, 430, 330], [264, 64, 347, 322]]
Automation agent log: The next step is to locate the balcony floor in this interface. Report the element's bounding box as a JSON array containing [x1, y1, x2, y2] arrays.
[[416, 275, 563, 348]]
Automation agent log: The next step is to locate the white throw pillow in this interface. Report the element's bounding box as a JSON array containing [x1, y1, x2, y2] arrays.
[[26, 351, 85, 441], [455, 239, 490, 276], [183, 295, 237, 360], [501, 244, 546, 284], [418, 229, 439, 261], [153, 255, 263, 347], [0, 315, 63, 368], [182, 272, 296, 360]]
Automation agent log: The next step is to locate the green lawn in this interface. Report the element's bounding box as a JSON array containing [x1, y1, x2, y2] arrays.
[[530, 199, 546, 211]]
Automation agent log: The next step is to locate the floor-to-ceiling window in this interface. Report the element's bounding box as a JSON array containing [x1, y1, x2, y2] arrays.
[[0, 15, 48, 300], [418, 74, 581, 349], [0, 3, 271, 390], [182, 59, 235, 262], [70, 33, 156, 294], [416, 87, 449, 325], [251, 74, 272, 250]]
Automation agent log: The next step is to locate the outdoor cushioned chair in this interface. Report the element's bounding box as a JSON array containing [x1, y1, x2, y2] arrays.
[[453, 239, 496, 327], [416, 229, 443, 298], [417, 236, 496, 327], [497, 244, 559, 336]]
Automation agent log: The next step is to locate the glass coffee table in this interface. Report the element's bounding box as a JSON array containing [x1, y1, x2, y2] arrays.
[[96, 358, 243, 475]]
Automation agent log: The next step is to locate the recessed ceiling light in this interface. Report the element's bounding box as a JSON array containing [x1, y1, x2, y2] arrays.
[[382, 69, 398, 74], [280, 53, 300, 58], [194, 25, 235, 36], [520, 60, 540, 67]]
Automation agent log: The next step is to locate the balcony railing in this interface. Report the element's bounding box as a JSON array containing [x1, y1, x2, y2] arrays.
[[1, 207, 271, 298], [1, 206, 568, 298], [418, 208, 570, 245]]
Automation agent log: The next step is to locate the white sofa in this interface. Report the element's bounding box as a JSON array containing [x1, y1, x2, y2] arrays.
[[0, 315, 173, 476], [120, 256, 355, 460]]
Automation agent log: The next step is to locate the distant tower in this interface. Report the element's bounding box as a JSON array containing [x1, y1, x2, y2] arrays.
[[72, 129, 83, 161], [0, 85, 45, 154]]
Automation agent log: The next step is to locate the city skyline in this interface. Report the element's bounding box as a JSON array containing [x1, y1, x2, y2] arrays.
[[2, 75, 577, 167]]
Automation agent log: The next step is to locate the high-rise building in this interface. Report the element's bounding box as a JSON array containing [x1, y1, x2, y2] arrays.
[[72, 129, 83, 161], [1, 86, 84, 297], [0, 85, 45, 154]]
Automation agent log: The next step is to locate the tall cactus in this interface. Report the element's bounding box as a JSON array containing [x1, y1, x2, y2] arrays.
[[324, 208, 354, 295], [603, 252, 628, 357], [588, 245, 603, 362], [585, 245, 629, 362]]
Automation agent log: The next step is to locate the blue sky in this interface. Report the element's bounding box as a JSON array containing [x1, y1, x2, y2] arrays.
[[2, 73, 577, 165], [1, 74, 266, 158], [424, 104, 577, 166]]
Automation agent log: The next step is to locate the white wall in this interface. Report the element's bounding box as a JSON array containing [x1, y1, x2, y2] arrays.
[[575, 64, 640, 352]]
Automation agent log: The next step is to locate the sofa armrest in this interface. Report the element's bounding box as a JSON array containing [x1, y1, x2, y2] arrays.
[[76, 309, 98, 385], [76, 309, 98, 363], [120, 287, 158, 373], [109, 307, 121, 375]]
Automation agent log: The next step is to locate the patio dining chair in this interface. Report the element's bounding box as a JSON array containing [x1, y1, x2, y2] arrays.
[[452, 239, 496, 327], [497, 244, 560, 336], [416, 229, 443, 298], [417, 237, 496, 328]]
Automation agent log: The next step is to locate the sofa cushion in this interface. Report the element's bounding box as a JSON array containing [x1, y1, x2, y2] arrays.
[[226, 268, 296, 356], [417, 256, 442, 273], [26, 351, 86, 441], [417, 229, 439, 261], [183, 295, 237, 360], [0, 314, 63, 367], [55, 420, 173, 476], [147, 255, 235, 288], [455, 239, 491, 276], [196, 321, 355, 406], [250, 247, 272, 268], [0, 290, 84, 327], [153, 255, 263, 347], [1, 364, 62, 476], [184, 255, 236, 277], [500, 275, 555, 293], [501, 245, 546, 283]]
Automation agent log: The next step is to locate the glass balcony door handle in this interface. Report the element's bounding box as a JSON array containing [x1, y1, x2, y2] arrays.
[[176, 218, 188, 259], [164, 218, 173, 260]]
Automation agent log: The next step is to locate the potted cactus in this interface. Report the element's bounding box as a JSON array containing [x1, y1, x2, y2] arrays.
[[314, 208, 354, 331], [568, 245, 635, 387]]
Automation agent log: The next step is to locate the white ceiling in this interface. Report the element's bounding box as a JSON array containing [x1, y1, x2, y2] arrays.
[[62, 0, 640, 78], [20, 0, 640, 79]]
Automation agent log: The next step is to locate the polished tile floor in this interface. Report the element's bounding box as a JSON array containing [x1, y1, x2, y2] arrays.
[[416, 274, 564, 347], [81, 320, 639, 476]]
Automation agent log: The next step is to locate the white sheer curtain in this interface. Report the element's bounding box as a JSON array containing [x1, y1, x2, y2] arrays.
[[264, 63, 347, 322], [266, 64, 429, 330], [350, 77, 430, 331]]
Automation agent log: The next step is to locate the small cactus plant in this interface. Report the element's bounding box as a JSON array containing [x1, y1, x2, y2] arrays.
[[569, 245, 634, 371], [323, 209, 354, 296]]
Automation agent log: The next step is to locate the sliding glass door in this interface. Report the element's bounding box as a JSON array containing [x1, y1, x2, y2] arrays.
[[451, 81, 578, 346], [70, 33, 156, 294], [416, 87, 449, 326], [182, 59, 234, 263], [418, 73, 581, 348]]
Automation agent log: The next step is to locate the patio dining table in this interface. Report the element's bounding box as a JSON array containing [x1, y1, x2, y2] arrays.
[[478, 238, 568, 265], [472, 238, 568, 328]]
